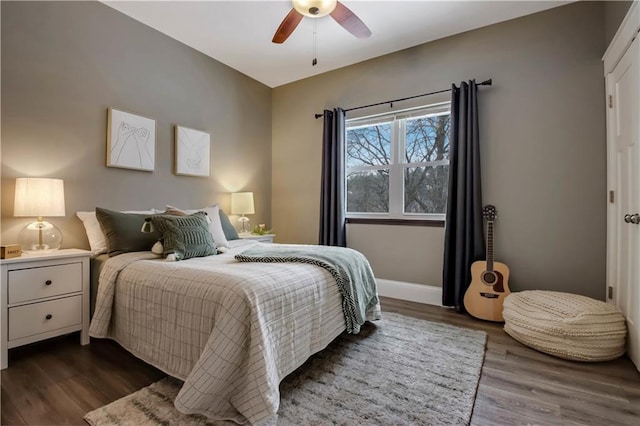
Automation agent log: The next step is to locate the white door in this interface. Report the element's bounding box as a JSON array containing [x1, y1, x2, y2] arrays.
[[609, 35, 640, 371]]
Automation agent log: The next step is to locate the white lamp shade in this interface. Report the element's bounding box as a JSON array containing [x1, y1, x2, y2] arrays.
[[14, 178, 66, 217], [231, 192, 255, 215]]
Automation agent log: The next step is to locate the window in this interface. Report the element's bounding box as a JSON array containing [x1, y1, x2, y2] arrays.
[[345, 102, 450, 220]]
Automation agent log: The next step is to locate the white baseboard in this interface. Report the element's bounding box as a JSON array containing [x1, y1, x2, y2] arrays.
[[376, 278, 442, 306]]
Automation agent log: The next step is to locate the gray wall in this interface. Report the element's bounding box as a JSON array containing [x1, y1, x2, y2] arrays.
[[604, 0, 634, 45], [272, 1, 608, 300], [1, 1, 613, 300], [1, 1, 272, 250]]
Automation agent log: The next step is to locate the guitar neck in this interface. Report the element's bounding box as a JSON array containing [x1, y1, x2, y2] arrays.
[[487, 221, 494, 271]]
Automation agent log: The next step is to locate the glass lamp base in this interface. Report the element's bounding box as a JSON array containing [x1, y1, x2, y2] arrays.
[[237, 216, 251, 234], [18, 221, 63, 252]]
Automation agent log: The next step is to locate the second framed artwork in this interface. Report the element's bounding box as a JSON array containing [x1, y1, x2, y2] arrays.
[[174, 125, 211, 177]]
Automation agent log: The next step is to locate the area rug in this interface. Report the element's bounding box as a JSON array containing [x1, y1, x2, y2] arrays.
[[85, 312, 487, 425]]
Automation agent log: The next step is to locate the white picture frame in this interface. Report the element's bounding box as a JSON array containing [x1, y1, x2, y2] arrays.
[[174, 125, 211, 177], [106, 107, 156, 171]]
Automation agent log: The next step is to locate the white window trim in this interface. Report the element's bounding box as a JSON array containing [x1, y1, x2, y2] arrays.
[[345, 102, 451, 221]]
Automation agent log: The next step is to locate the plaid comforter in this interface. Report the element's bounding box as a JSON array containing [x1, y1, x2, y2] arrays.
[[90, 241, 380, 424]]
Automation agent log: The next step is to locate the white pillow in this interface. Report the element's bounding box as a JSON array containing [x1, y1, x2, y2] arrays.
[[165, 204, 230, 248], [76, 209, 156, 254]]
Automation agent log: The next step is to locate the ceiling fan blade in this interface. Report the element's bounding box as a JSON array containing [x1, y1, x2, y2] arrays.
[[330, 1, 371, 39], [272, 8, 304, 44]]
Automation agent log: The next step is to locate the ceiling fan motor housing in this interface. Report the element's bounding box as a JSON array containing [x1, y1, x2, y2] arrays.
[[293, 0, 337, 18]]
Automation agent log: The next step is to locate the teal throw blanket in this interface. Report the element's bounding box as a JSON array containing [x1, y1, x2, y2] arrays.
[[235, 244, 379, 334]]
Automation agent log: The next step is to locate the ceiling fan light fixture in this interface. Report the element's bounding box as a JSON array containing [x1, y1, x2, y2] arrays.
[[292, 0, 337, 18], [273, 0, 370, 44]]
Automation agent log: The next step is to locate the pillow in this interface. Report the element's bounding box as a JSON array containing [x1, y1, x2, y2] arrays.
[[95, 208, 160, 257], [76, 208, 156, 254], [165, 205, 230, 248], [149, 212, 216, 261], [76, 211, 107, 253], [219, 209, 239, 240]]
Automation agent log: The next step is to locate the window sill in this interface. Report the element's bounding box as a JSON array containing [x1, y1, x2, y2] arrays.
[[345, 218, 444, 227]]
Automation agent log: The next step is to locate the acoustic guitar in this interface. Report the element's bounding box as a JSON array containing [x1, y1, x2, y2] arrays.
[[463, 205, 511, 322]]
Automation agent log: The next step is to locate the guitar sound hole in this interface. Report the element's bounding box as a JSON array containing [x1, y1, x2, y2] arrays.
[[482, 272, 496, 284]]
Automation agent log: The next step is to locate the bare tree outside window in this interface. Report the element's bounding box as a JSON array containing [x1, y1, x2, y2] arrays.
[[404, 115, 450, 214], [346, 122, 391, 213], [346, 106, 450, 217], [346, 170, 389, 212], [346, 122, 391, 168]]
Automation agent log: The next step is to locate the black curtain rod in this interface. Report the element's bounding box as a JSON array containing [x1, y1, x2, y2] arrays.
[[314, 79, 492, 119]]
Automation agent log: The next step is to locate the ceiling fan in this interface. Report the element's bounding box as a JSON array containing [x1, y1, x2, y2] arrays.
[[272, 0, 372, 44]]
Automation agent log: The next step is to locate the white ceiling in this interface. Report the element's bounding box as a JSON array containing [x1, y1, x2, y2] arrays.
[[104, 1, 572, 88]]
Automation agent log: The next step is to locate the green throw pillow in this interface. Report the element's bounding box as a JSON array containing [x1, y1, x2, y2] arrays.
[[96, 207, 160, 257], [150, 212, 216, 261], [219, 209, 239, 240]]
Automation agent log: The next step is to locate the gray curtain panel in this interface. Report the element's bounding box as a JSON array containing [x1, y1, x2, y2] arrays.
[[442, 81, 486, 310], [319, 108, 346, 247]]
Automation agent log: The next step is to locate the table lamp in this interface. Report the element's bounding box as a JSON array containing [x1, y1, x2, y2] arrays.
[[14, 177, 66, 251], [231, 192, 255, 234]]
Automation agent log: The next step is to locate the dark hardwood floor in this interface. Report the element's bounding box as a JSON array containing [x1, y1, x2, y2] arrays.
[[2, 297, 639, 425]]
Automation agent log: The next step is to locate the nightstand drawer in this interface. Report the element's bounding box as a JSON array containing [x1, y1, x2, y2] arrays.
[[8, 295, 82, 341], [8, 263, 82, 304]]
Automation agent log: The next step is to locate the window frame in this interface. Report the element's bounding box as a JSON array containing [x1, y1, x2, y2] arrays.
[[345, 102, 451, 222]]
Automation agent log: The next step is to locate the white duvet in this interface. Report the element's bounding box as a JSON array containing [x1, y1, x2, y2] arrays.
[[90, 240, 377, 424]]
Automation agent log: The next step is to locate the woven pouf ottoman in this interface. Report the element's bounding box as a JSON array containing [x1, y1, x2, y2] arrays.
[[503, 290, 627, 361]]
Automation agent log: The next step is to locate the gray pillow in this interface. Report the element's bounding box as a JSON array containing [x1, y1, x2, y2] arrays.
[[219, 209, 239, 240], [150, 212, 216, 261], [95, 207, 160, 257]]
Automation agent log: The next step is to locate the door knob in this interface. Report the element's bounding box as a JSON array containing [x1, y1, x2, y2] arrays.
[[624, 214, 632, 223], [631, 214, 640, 225]]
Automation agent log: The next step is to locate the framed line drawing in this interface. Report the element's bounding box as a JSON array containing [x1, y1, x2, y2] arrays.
[[106, 107, 156, 171], [175, 125, 211, 177]]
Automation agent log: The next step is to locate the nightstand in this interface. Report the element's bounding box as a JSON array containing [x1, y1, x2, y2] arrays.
[[239, 234, 275, 244], [1, 249, 91, 369]]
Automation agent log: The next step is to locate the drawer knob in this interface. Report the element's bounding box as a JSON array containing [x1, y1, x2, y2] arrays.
[[45, 280, 52, 286], [45, 314, 53, 320]]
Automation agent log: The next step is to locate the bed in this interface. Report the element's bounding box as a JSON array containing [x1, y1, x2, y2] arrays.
[[89, 239, 380, 425]]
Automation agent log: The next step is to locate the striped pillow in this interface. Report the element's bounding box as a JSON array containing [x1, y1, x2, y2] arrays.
[[150, 212, 216, 261]]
